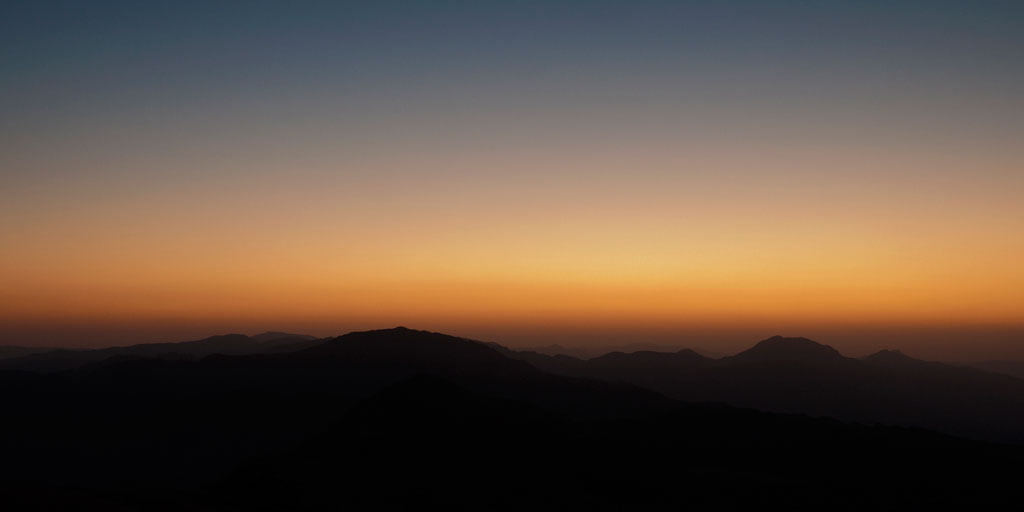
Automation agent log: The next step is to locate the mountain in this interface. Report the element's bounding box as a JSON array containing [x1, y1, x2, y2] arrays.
[[2, 326, 1024, 509], [508, 341, 691, 359], [726, 335, 846, 363], [250, 331, 317, 343], [863, 348, 919, 365], [503, 335, 1024, 443], [0, 345, 60, 361], [250, 331, 323, 352], [0, 327, 669, 486], [0, 332, 322, 373], [509, 343, 591, 358]]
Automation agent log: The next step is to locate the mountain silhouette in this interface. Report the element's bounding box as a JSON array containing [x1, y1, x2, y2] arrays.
[[0, 345, 61, 361], [726, 335, 846, 363], [250, 331, 317, 343], [0, 332, 322, 373], [966, 359, 1024, 379], [504, 335, 1024, 443], [4, 327, 1024, 509], [0, 327, 667, 493], [299, 326, 529, 373], [862, 348, 920, 365]]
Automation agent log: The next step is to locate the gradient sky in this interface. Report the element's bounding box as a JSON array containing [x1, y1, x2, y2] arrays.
[[2, 1, 1023, 358]]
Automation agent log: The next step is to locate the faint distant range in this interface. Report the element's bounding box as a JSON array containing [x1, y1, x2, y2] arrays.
[[497, 336, 1024, 443], [0, 332, 322, 372], [0, 337, 718, 363], [7, 322, 1024, 361], [509, 341, 1024, 378], [969, 360, 1024, 380], [512, 342, 727, 360], [0, 345, 54, 360]]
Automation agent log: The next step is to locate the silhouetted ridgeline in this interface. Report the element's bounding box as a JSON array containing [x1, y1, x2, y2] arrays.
[[1, 328, 1024, 509], [0, 344, 61, 361], [967, 359, 1024, 380], [500, 335, 1024, 443], [0, 332, 322, 373]]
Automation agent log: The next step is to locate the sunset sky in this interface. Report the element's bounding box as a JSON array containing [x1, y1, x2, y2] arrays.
[[2, 1, 1022, 358]]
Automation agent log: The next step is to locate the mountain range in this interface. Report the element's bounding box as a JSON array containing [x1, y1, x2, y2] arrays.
[[3, 327, 1024, 509], [0, 332, 321, 372], [500, 335, 1024, 443]]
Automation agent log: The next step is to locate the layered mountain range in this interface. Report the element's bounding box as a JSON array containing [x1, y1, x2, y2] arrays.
[[2, 328, 1024, 509], [500, 335, 1024, 443]]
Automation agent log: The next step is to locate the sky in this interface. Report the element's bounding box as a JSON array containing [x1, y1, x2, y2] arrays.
[[2, 1, 1022, 358]]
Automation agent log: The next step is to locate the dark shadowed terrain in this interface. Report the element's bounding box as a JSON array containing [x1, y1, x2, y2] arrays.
[[2, 328, 1023, 510]]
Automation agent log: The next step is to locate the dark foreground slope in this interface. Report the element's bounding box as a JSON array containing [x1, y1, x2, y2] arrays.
[[1, 328, 1023, 510], [505, 335, 1024, 443], [0, 328, 666, 491], [209, 375, 1024, 512]]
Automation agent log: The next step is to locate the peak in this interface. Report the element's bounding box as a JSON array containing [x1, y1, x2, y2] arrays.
[[730, 336, 845, 363], [761, 335, 817, 345], [752, 336, 830, 350], [324, 327, 482, 348], [354, 326, 417, 335], [864, 349, 918, 364], [676, 348, 705, 358], [343, 326, 426, 337], [296, 327, 532, 373]]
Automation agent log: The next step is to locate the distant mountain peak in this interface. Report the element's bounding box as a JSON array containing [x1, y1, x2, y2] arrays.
[[730, 336, 845, 363], [863, 349, 919, 365], [344, 326, 419, 337], [677, 348, 704, 357], [318, 327, 489, 353], [294, 327, 539, 377]]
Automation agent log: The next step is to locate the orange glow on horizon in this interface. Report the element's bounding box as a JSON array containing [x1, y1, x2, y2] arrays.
[[3, 115, 1022, 337]]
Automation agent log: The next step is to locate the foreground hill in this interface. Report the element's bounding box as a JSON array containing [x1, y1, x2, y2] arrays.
[[211, 374, 1024, 511], [501, 335, 1024, 443], [0, 328, 668, 489]]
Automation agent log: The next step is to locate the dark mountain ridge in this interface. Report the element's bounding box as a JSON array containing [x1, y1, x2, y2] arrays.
[[8, 329, 1024, 443], [726, 335, 846, 363], [0, 332, 322, 373], [0, 345, 62, 361], [966, 359, 1024, 379], [2, 327, 1024, 509], [505, 335, 1024, 443], [0, 327, 667, 494], [251, 331, 317, 343]]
